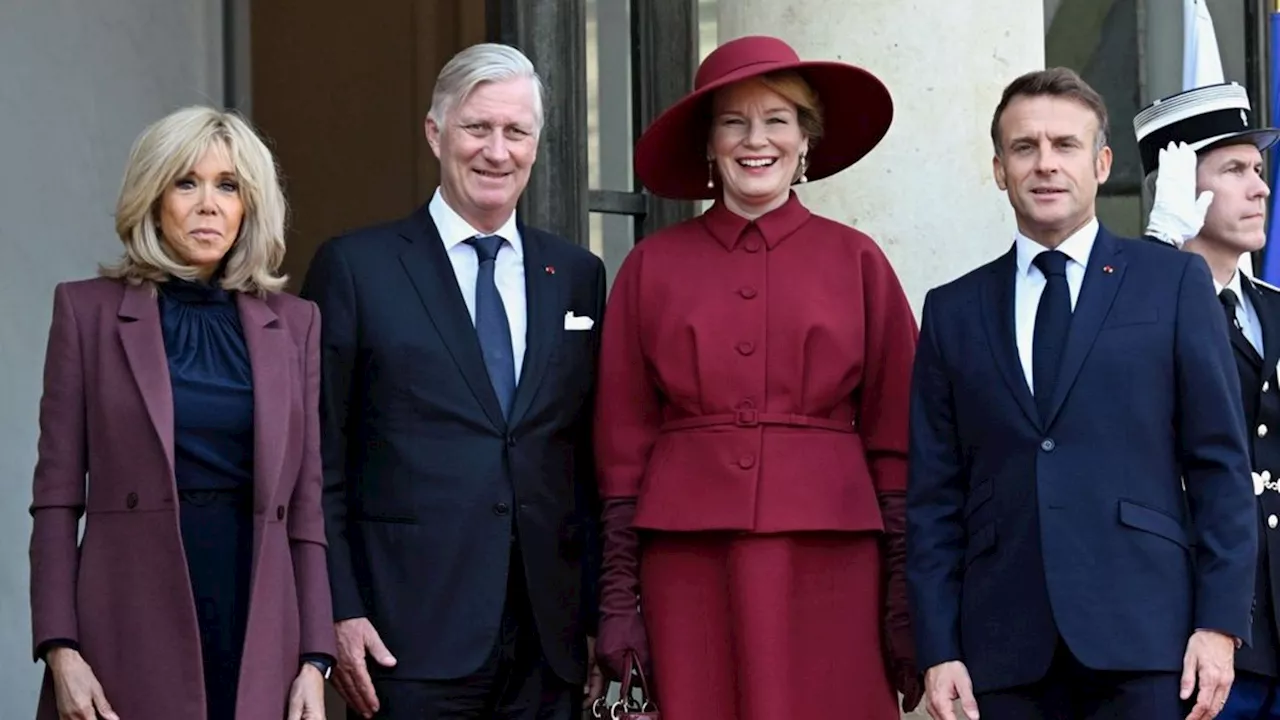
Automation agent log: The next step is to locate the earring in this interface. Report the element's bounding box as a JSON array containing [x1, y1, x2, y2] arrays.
[[798, 153, 809, 183], [706, 158, 715, 189]]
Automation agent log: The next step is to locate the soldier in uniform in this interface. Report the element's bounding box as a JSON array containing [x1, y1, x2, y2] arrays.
[[1135, 82, 1280, 719]]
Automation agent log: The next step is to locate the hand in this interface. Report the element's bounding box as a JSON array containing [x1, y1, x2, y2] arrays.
[[286, 664, 328, 720], [1181, 629, 1236, 720], [582, 636, 606, 710], [596, 609, 650, 681], [1146, 141, 1214, 248], [890, 652, 925, 713], [923, 661, 980, 720], [46, 647, 120, 720], [333, 618, 397, 719]]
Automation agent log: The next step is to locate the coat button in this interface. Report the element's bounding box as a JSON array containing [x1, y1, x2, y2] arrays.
[[737, 342, 755, 356], [744, 240, 762, 253], [125, 492, 138, 510], [739, 286, 758, 299], [276, 506, 285, 520], [1040, 438, 1055, 452], [493, 502, 510, 516], [506, 435, 516, 448], [1261, 424, 1270, 438], [738, 455, 756, 469], [1269, 514, 1277, 530]]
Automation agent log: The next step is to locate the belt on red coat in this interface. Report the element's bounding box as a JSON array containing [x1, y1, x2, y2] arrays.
[[659, 409, 856, 433]]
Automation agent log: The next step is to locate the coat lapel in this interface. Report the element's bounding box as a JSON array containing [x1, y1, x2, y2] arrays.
[[118, 283, 176, 473], [237, 293, 291, 512], [398, 206, 507, 430], [981, 247, 1042, 430], [508, 226, 562, 427], [1244, 278, 1276, 374], [1043, 228, 1125, 426]]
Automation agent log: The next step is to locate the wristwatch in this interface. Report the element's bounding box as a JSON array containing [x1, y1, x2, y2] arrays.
[[303, 657, 333, 680]]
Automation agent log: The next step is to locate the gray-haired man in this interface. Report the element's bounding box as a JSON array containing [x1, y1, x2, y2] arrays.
[[302, 42, 606, 719]]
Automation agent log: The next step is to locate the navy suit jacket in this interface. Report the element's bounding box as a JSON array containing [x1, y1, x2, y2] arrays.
[[301, 203, 605, 683], [906, 227, 1257, 693]]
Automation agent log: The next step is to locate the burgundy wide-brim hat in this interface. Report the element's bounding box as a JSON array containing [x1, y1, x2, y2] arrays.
[[634, 35, 894, 201]]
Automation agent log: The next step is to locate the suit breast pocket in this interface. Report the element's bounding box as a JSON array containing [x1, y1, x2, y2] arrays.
[[1102, 306, 1159, 330]]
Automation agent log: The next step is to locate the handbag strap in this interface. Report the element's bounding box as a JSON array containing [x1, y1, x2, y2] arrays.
[[619, 650, 656, 706]]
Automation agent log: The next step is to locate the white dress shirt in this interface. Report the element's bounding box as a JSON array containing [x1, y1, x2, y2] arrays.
[[428, 187, 528, 379], [1014, 218, 1099, 392], [1214, 270, 1264, 356]]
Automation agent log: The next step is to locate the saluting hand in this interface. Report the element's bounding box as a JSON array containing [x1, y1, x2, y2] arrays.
[[47, 648, 119, 720], [333, 618, 397, 719]]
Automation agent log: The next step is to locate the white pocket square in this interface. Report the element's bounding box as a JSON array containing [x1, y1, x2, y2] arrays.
[[564, 312, 594, 331]]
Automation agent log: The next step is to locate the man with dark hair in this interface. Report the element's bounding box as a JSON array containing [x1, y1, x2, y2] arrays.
[[908, 67, 1257, 720], [1136, 82, 1280, 720]]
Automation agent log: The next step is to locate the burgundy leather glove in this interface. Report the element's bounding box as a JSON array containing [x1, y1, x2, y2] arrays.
[[879, 490, 924, 712], [597, 497, 650, 681]]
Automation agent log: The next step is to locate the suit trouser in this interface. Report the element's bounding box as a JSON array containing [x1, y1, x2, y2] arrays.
[[1221, 672, 1280, 720], [358, 543, 578, 720], [977, 637, 1189, 720]]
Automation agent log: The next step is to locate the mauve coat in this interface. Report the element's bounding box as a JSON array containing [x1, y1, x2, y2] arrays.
[[29, 277, 336, 720]]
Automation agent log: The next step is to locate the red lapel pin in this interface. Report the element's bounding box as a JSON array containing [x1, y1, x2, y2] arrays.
[[1102, 265, 1114, 274], [544, 265, 556, 275]]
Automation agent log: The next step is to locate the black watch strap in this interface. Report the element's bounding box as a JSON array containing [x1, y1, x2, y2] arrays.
[[303, 657, 332, 680]]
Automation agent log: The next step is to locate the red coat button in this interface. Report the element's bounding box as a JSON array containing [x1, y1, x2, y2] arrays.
[[739, 455, 756, 469], [744, 240, 762, 253], [737, 342, 755, 356], [276, 506, 285, 520], [739, 286, 758, 299]]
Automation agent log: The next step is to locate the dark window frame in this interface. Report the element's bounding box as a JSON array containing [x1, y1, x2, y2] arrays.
[[486, 0, 699, 246]]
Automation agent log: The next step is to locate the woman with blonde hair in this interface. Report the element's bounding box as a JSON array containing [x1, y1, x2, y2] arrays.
[[29, 106, 335, 720]]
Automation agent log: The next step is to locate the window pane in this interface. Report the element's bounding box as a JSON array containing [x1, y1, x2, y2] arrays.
[[586, 0, 633, 193], [591, 211, 635, 288]]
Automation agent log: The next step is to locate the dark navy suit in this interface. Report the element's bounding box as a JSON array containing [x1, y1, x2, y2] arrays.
[[302, 202, 604, 718], [907, 227, 1257, 718]]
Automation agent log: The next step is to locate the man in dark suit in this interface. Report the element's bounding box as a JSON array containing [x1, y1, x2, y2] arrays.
[[301, 42, 606, 719], [906, 67, 1257, 720], [1135, 83, 1280, 720]]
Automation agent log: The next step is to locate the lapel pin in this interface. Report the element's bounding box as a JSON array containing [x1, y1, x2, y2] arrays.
[[544, 265, 556, 275], [1102, 265, 1114, 274]]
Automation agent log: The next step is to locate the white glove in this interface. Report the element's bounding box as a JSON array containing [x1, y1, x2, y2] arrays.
[[1145, 141, 1214, 248]]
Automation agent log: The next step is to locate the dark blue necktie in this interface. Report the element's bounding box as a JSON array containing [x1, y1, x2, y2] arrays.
[[467, 235, 515, 419], [1032, 250, 1071, 422]]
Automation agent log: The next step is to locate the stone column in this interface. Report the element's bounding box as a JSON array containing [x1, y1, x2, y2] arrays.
[[717, 4, 1045, 719], [718, 1, 1045, 315]]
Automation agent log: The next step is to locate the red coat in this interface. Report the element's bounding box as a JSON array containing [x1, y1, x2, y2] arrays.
[[595, 192, 918, 531], [29, 278, 336, 720]]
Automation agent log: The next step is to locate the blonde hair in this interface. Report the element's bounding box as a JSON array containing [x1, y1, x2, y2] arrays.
[[757, 71, 825, 147], [100, 106, 288, 295]]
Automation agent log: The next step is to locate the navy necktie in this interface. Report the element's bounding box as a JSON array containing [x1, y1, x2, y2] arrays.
[[1032, 250, 1072, 422], [467, 235, 515, 419], [1219, 288, 1244, 332]]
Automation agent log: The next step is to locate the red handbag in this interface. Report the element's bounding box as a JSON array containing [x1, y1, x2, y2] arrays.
[[592, 651, 659, 719]]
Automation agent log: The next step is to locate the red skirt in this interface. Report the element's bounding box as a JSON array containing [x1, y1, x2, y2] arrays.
[[640, 532, 898, 720]]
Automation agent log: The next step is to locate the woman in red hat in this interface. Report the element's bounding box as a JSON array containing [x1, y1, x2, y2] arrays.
[[593, 34, 921, 719]]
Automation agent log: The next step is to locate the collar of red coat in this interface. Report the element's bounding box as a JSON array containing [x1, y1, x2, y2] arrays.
[[700, 190, 813, 251]]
